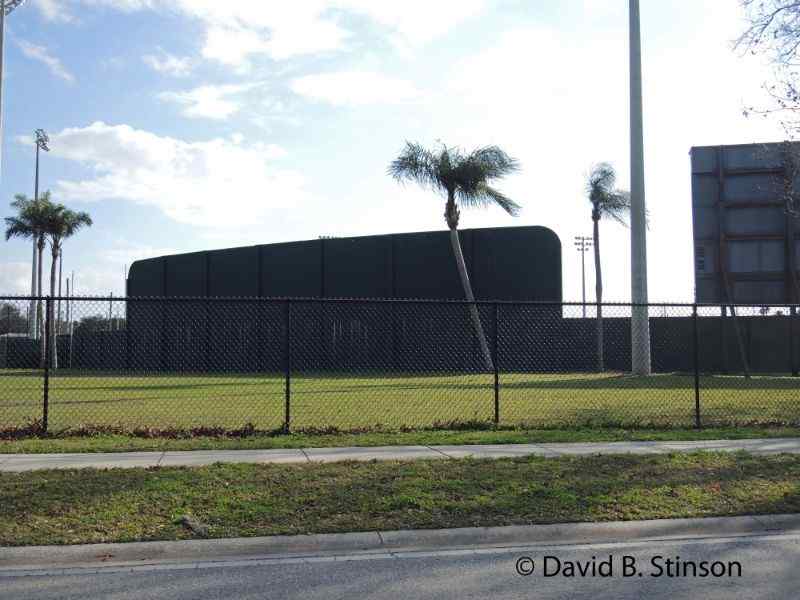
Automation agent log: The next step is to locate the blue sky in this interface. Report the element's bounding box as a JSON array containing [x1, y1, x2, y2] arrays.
[[0, 0, 786, 300]]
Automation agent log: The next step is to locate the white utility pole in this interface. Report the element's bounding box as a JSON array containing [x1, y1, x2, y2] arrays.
[[0, 0, 26, 181], [629, 0, 651, 375], [0, 1, 31, 333]]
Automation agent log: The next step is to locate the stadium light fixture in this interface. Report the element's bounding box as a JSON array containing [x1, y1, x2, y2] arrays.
[[0, 0, 27, 183]]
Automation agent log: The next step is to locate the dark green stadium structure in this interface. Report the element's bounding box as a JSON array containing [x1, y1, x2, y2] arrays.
[[127, 226, 562, 301]]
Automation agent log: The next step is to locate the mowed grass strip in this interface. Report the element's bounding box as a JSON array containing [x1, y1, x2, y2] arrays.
[[2, 452, 800, 546], [2, 370, 799, 431], [3, 426, 800, 454]]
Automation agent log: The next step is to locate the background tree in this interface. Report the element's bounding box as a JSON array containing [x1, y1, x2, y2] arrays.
[[389, 142, 520, 370], [587, 163, 631, 372], [45, 206, 92, 369], [4, 193, 54, 350], [737, 1, 800, 137], [736, 3, 800, 355], [0, 303, 27, 335], [73, 315, 126, 334]]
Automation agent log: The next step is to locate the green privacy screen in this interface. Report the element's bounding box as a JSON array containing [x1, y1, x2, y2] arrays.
[[127, 226, 562, 301]]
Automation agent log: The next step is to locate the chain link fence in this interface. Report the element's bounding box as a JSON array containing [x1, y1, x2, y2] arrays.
[[1, 296, 798, 434]]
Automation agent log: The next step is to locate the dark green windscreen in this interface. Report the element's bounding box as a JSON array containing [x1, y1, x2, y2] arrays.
[[128, 225, 562, 301]]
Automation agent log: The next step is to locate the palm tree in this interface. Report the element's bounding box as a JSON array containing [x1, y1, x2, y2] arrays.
[[389, 142, 521, 370], [5, 193, 54, 349], [6, 195, 39, 337], [45, 206, 92, 369], [586, 163, 631, 372]]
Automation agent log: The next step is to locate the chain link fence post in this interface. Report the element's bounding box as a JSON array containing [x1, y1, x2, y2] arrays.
[[284, 298, 292, 433], [693, 303, 701, 429], [493, 302, 499, 425], [42, 296, 51, 433], [791, 305, 798, 377]]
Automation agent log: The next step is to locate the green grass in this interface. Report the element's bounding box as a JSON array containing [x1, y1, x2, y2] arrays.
[[2, 452, 800, 546], [2, 369, 799, 433], [2, 426, 799, 454]]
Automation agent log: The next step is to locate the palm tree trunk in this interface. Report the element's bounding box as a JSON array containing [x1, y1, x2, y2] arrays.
[[592, 212, 604, 372], [49, 247, 59, 369], [448, 226, 494, 371], [37, 237, 45, 368]]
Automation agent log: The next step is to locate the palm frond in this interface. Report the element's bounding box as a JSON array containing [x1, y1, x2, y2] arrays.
[[10, 194, 33, 211], [46, 206, 93, 249], [389, 140, 521, 215], [387, 142, 442, 192], [457, 182, 521, 216], [4, 216, 34, 241], [465, 146, 521, 180], [586, 163, 632, 225], [586, 162, 617, 199], [603, 191, 631, 227]]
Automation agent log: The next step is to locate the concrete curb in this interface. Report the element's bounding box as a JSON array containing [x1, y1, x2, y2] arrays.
[[2, 514, 799, 575], [3, 438, 800, 472]]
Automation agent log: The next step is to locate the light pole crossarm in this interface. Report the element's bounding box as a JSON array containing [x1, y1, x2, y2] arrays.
[[3, 1, 26, 16]]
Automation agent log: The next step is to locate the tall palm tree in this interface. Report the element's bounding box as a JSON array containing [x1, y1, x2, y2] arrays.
[[6, 195, 39, 337], [5, 193, 53, 346], [45, 206, 92, 369], [586, 163, 631, 372], [389, 142, 521, 370]]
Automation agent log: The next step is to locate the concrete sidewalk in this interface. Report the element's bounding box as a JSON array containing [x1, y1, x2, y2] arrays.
[[1, 437, 799, 472]]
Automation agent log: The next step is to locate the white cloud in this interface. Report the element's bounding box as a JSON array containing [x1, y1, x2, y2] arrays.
[[0, 262, 32, 295], [143, 51, 193, 77], [34, 0, 486, 69], [25, 122, 308, 228], [17, 40, 75, 83], [291, 71, 421, 106], [31, 0, 77, 23], [339, 0, 486, 48], [158, 82, 263, 119], [103, 243, 181, 269]]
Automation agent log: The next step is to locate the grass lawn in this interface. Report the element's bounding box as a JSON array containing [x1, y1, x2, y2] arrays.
[[2, 370, 799, 433], [2, 426, 800, 454], [2, 452, 800, 546]]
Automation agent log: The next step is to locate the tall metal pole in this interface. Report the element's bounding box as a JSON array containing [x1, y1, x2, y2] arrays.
[[34, 143, 39, 201], [29, 239, 36, 337], [581, 247, 586, 317], [57, 250, 62, 334], [629, 0, 651, 375], [0, 0, 26, 181], [4, 0, 36, 339], [0, 2, 5, 184], [33, 138, 40, 336]]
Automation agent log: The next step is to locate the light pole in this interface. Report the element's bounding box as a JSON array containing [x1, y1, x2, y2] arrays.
[[0, 0, 25, 183], [574, 236, 592, 318], [629, 0, 651, 375], [0, 0, 30, 333], [32, 129, 49, 341]]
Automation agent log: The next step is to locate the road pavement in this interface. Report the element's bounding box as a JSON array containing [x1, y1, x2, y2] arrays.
[[1, 528, 796, 599]]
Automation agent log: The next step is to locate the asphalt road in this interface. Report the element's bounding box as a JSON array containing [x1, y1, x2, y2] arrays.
[[2, 533, 797, 600]]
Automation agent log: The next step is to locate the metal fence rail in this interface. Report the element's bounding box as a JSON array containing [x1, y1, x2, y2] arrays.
[[0, 296, 798, 434]]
